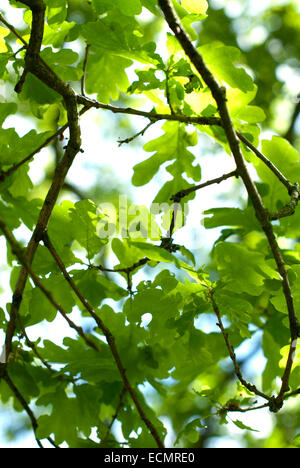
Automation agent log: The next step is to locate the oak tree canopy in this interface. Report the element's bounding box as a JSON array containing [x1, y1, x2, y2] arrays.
[[0, 0, 300, 449]]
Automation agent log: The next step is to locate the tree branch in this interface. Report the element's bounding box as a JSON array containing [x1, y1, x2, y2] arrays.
[[81, 43, 90, 97], [42, 232, 164, 448], [157, 0, 300, 407], [2, 370, 59, 448], [0, 219, 99, 352], [77, 94, 294, 194], [237, 132, 293, 193], [4, 0, 82, 362], [0, 107, 88, 184], [210, 292, 270, 402], [269, 183, 300, 220], [118, 121, 155, 146], [171, 170, 239, 202], [76, 93, 220, 126], [0, 12, 294, 195], [3, 371, 43, 448], [100, 386, 127, 447], [284, 97, 300, 144], [0, 13, 28, 46]]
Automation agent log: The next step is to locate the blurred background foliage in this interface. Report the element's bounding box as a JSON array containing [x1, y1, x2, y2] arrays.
[[1, 0, 300, 448]]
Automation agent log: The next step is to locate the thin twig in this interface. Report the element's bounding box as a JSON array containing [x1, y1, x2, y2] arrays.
[[0, 219, 99, 352], [224, 403, 270, 413], [284, 97, 300, 143], [210, 292, 270, 402], [101, 386, 127, 447], [3, 371, 43, 448], [167, 170, 239, 241], [1, 12, 293, 194], [0, 13, 28, 46], [92, 258, 149, 275], [77, 94, 221, 126], [81, 44, 90, 96], [77, 94, 294, 193], [118, 121, 155, 146], [165, 67, 175, 114], [0, 107, 88, 184], [237, 132, 293, 193], [171, 170, 239, 202], [269, 183, 300, 220]]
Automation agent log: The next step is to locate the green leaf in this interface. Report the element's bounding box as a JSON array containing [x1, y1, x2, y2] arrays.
[[8, 165, 33, 197], [128, 68, 164, 94], [203, 207, 260, 232], [141, 0, 159, 14], [41, 47, 82, 82], [232, 419, 259, 432], [45, 0, 68, 25], [255, 136, 300, 211], [0, 27, 9, 52], [0, 201, 21, 232], [36, 386, 79, 444], [7, 362, 40, 400], [232, 105, 266, 123], [7, 197, 42, 230], [93, 0, 142, 16], [0, 102, 17, 126], [0, 128, 52, 167], [85, 51, 131, 103], [69, 199, 107, 259], [20, 73, 61, 106], [115, 0, 142, 16], [175, 417, 206, 446], [214, 242, 278, 296], [198, 43, 254, 93], [26, 286, 58, 324], [39, 338, 119, 383], [132, 121, 200, 205], [214, 289, 254, 338], [43, 21, 76, 48], [81, 14, 151, 64], [72, 269, 127, 308], [129, 240, 180, 267], [112, 238, 146, 268], [270, 265, 300, 316], [47, 201, 76, 262], [181, 0, 208, 15]]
